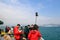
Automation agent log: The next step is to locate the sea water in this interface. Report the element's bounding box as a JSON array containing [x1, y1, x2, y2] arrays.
[[39, 27, 60, 40]]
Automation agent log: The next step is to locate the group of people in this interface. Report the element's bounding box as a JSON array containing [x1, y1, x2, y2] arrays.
[[13, 24, 42, 40], [2, 24, 42, 40]]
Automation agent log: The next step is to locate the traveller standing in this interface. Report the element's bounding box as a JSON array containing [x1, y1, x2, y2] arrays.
[[24, 26, 29, 38], [28, 24, 42, 40], [13, 24, 22, 40]]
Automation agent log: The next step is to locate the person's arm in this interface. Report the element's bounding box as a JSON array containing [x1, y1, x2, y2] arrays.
[[28, 31, 31, 40], [40, 37, 42, 40], [19, 30, 22, 32], [14, 28, 22, 35], [38, 31, 42, 40]]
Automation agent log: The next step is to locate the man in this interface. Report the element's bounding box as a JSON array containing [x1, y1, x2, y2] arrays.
[[13, 24, 22, 40], [28, 24, 42, 40], [24, 26, 29, 38]]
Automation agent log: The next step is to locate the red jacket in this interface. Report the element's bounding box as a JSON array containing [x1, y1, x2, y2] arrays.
[[13, 26, 22, 40], [28, 30, 42, 40]]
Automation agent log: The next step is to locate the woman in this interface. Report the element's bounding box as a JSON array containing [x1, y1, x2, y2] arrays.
[[3, 34, 12, 40], [3, 29, 12, 40], [28, 24, 42, 40]]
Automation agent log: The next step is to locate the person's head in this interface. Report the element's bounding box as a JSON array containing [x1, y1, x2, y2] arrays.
[[17, 24, 20, 28], [30, 24, 34, 28], [27, 25, 30, 26], [25, 26, 27, 27], [33, 24, 39, 30], [27, 25, 30, 28], [25, 26, 28, 28]]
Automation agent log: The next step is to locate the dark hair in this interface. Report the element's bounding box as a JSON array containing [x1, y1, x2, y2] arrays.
[[17, 24, 20, 26], [27, 25, 30, 26], [33, 24, 39, 30], [25, 26, 27, 27]]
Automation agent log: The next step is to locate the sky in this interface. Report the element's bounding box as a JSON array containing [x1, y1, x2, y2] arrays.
[[0, 0, 60, 26]]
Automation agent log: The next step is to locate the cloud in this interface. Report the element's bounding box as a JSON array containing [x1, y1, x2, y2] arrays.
[[0, 0, 60, 26], [0, 0, 35, 25], [37, 16, 60, 25]]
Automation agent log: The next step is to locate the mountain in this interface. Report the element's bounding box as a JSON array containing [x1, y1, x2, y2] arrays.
[[41, 24, 60, 27]]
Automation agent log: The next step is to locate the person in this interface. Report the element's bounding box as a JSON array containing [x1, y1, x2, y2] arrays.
[[3, 34, 12, 40], [0, 29, 1, 34], [13, 24, 22, 40], [30, 24, 34, 30], [28, 24, 42, 40], [3, 30, 12, 40], [5, 26, 10, 33], [20, 26, 25, 40], [28, 24, 34, 31], [1, 29, 6, 37], [27, 25, 31, 31], [24, 26, 29, 38]]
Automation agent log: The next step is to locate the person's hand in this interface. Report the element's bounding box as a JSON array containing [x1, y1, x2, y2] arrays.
[[40, 38, 42, 40], [19, 30, 22, 32], [40, 37, 42, 40]]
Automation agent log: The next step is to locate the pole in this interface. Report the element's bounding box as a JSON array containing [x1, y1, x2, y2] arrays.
[[35, 12, 38, 24], [35, 16, 37, 24]]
